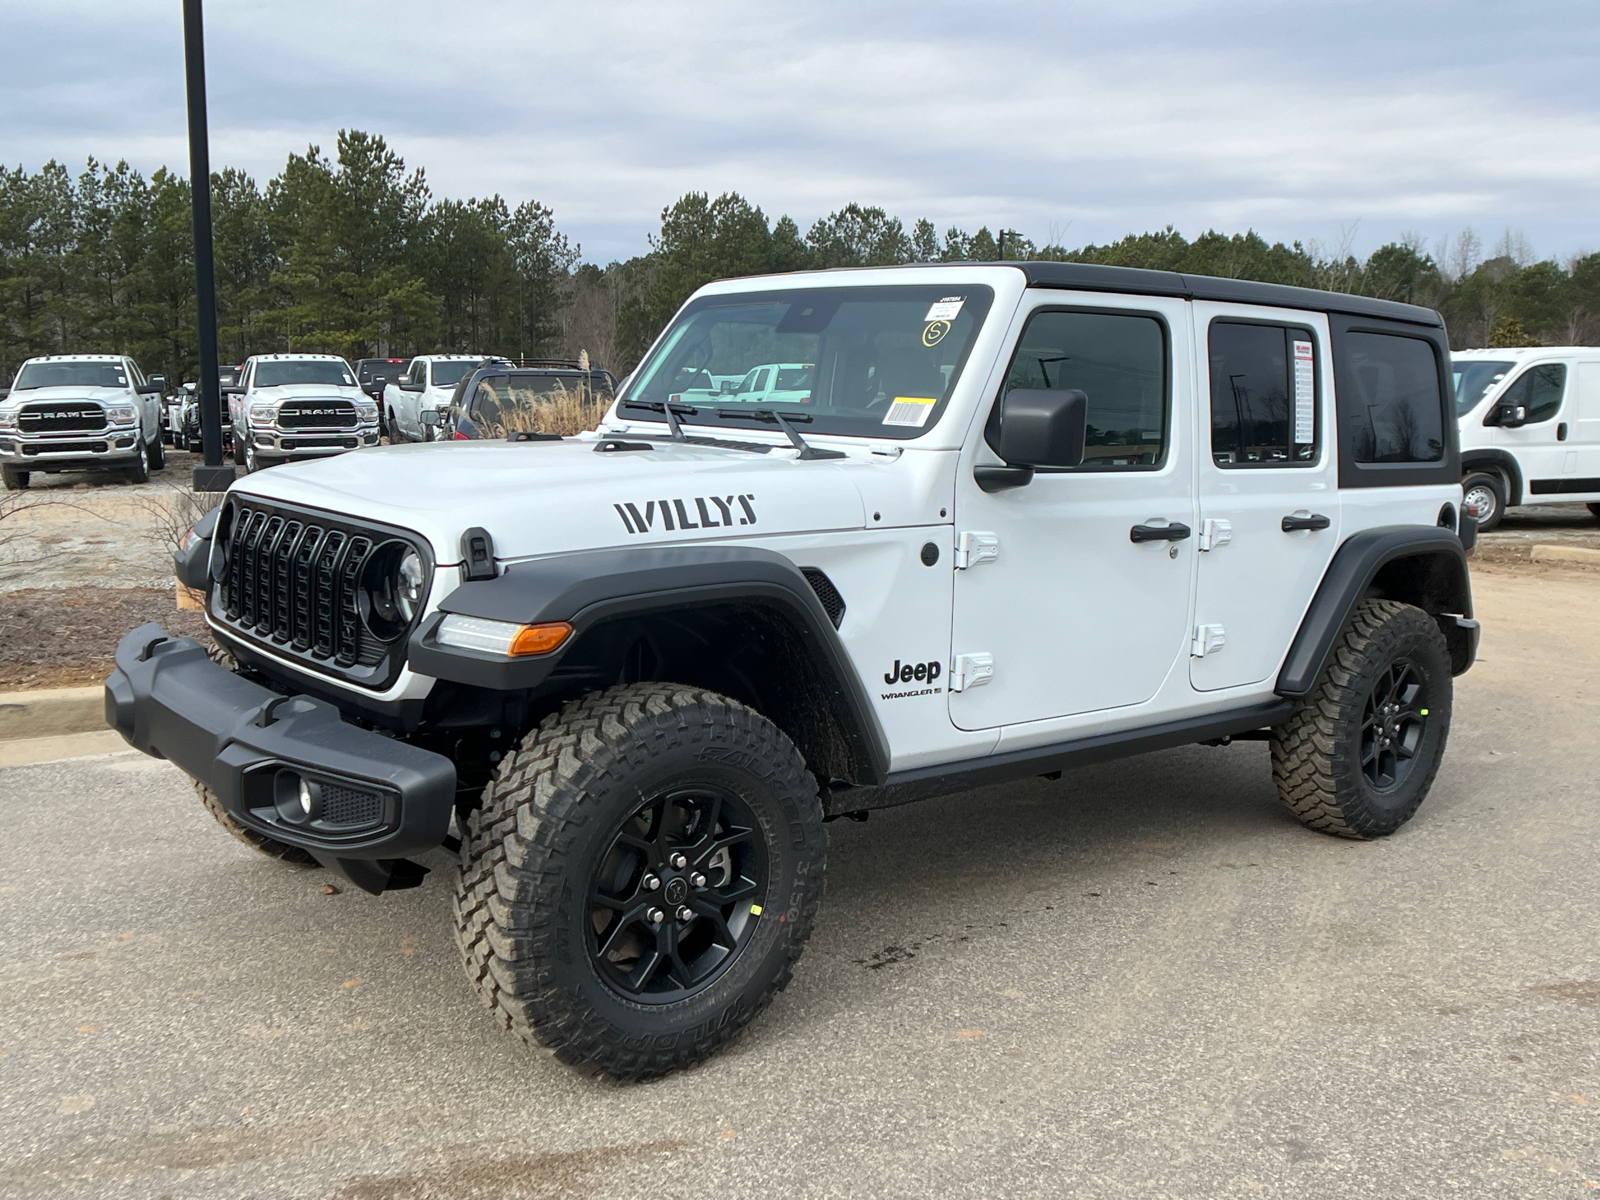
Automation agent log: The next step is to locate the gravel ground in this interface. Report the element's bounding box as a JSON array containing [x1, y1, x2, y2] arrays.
[[0, 568, 1595, 1198]]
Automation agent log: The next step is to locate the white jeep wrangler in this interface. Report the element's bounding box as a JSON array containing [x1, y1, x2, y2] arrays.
[[109, 264, 1479, 1078]]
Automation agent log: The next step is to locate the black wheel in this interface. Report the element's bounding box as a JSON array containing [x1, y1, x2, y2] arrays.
[[385, 409, 401, 444], [1587, 503, 1600, 522], [455, 683, 826, 1079], [194, 644, 319, 867], [1, 466, 27, 491], [1272, 599, 1453, 839], [1461, 471, 1505, 532], [147, 436, 164, 471], [125, 445, 149, 484]]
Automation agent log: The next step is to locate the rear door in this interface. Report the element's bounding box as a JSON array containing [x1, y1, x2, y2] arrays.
[[1191, 305, 1339, 691], [1567, 359, 1600, 496]]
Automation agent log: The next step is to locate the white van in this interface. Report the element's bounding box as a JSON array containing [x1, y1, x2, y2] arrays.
[[1454, 347, 1600, 530]]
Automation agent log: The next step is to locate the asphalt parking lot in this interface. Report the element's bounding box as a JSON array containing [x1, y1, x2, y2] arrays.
[[1, 565, 1597, 1199]]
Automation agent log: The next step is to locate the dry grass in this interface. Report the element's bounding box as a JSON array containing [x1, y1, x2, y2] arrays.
[[486, 379, 612, 438]]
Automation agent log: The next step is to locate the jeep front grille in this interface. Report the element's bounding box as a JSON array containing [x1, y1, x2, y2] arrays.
[[278, 400, 357, 429], [213, 499, 427, 689], [18, 403, 106, 433]]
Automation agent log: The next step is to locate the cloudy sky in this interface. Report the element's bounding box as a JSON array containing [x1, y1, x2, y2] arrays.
[[4, 0, 1598, 265]]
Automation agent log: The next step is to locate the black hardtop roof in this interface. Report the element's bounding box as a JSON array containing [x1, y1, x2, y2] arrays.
[[1012, 262, 1442, 327]]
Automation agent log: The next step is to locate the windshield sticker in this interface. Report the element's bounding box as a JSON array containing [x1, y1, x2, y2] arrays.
[[614, 494, 756, 535], [924, 297, 965, 322], [883, 396, 938, 428], [1293, 340, 1315, 443], [921, 321, 951, 347]]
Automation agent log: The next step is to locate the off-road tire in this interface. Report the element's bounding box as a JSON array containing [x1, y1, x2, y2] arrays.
[[454, 683, 827, 1080], [193, 642, 319, 867], [1462, 471, 1506, 532], [1272, 599, 1453, 839], [1, 466, 27, 491]]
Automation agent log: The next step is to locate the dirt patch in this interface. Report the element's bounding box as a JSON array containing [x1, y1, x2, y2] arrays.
[[0, 587, 212, 690]]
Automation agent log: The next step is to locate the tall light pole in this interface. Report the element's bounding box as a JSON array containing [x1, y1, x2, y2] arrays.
[[183, 0, 234, 491]]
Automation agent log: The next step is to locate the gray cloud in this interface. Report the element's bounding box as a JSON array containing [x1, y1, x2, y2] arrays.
[[3, 0, 1597, 263]]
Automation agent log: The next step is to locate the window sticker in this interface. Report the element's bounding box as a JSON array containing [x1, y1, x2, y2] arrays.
[[883, 395, 938, 427], [1293, 340, 1315, 444], [924, 296, 965, 322], [922, 321, 951, 347]]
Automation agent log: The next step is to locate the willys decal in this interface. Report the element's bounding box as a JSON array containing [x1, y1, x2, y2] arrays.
[[614, 494, 757, 535]]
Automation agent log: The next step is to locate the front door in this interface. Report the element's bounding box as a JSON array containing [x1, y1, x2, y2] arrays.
[[1492, 361, 1569, 494], [1190, 304, 1340, 691], [949, 295, 1196, 730]]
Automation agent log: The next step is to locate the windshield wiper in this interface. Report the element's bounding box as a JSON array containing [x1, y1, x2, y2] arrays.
[[619, 399, 699, 441], [715, 409, 845, 460]]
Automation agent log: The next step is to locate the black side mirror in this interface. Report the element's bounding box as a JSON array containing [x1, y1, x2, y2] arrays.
[[221, 385, 245, 396], [977, 388, 1088, 492], [420, 409, 441, 427], [401, 379, 424, 392]]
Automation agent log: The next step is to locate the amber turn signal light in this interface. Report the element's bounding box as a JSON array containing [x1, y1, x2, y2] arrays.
[[508, 622, 573, 656]]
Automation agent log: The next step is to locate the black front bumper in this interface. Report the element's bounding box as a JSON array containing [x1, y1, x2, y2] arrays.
[[105, 623, 456, 892]]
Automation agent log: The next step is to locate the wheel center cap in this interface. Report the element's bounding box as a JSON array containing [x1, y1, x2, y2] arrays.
[[664, 877, 688, 905]]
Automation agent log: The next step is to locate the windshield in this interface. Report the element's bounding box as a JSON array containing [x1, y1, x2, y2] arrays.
[[619, 285, 995, 439], [14, 361, 127, 390], [1453, 359, 1514, 415], [468, 372, 616, 436], [254, 360, 356, 388], [431, 360, 481, 388]]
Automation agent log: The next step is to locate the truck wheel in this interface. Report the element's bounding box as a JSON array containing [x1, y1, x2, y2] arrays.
[[1, 466, 27, 491], [126, 445, 150, 484], [1271, 599, 1452, 839], [147, 436, 164, 471], [454, 683, 826, 1079], [1461, 472, 1505, 532], [1587, 503, 1600, 522], [193, 643, 319, 866]]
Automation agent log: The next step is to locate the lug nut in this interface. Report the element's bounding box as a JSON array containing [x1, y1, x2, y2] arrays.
[[690, 872, 706, 888], [648, 907, 665, 924], [670, 853, 687, 869], [643, 874, 660, 891], [677, 906, 694, 922]]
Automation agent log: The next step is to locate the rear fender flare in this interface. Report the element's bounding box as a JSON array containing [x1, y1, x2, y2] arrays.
[[1277, 526, 1474, 696]]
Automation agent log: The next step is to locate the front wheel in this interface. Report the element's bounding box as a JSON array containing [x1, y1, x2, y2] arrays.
[[1272, 599, 1453, 839], [454, 683, 826, 1080], [147, 435, 164, 471], [1462, 472, 1506, 532], [125, 444, 150, 484]]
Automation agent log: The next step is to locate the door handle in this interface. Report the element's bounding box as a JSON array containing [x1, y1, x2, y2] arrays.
[[1281, 512, 1331, 532], [1558, 422, 1568, 441], [1130, 521, 1192, 543]]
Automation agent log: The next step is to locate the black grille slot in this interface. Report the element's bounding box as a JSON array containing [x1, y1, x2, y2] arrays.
[[318, 783, 384, 828], [801, 568, 846, 628], [278, 400, 356, 429], [18, 404, 106, 432], [215, 499, 423, 688], [21, 439, 108, 455]]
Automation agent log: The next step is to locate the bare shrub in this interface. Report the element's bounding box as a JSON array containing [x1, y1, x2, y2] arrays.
[[132, 483, 223, 557]]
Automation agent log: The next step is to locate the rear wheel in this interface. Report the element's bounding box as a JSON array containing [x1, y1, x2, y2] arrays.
[[455, 683, 826, 1079], [1272, 599, 1453, 839], [2, 466, 28, 491], [1461, 471, 1505, 532]]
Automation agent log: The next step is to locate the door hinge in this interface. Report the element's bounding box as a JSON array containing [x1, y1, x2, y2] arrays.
[[950, 653, 994, 692], [954, 531, 999, 569], [1191, 624, 1226, 657], [1198, 518, 1232, 552]]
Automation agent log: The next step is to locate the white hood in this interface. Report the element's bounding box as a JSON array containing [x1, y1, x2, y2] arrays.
[[5, 385, 133, 405], [227, 438, 873, 563], [254, 384, 367, 403]]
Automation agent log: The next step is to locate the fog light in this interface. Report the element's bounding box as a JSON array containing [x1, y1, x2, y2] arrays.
[[273, 770, 320, 824], [298, 779, 314, 816]]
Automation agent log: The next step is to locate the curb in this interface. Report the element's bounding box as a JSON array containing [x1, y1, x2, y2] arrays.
[[1530, 543, 1600, 566], [0, 686, 107, 741]]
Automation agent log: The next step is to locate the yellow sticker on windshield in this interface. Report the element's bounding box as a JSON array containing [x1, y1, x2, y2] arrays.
[[883, 395, 938, 428], [922, 320, 951, 347]]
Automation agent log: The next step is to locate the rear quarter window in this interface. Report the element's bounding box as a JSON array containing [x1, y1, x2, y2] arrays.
[[1332, 321, 1455, 487]]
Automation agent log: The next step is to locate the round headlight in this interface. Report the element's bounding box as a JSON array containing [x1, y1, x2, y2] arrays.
[[397, 549, 424, 622]]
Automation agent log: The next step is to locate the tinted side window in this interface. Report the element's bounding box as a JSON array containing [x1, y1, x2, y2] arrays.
[[1339, 332, 1444, 463], [1208, 322, 1318, 466], [991, 310, 1168, 469], [1500, 363, 1566, 423]]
